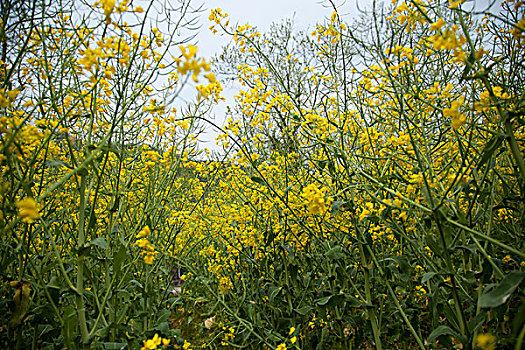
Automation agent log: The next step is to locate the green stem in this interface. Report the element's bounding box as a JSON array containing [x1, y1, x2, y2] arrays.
[[364, 245, 426, 350], [76, 174, 89, 345], [446, 218, 525, 259], [434, 215, 468, 336], [504, 119, 525, 189], [516, 322, 525, 350], [358, 241, 382, 350]]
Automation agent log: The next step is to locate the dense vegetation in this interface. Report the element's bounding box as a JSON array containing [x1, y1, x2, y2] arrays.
[[0, 0, 524, 349]]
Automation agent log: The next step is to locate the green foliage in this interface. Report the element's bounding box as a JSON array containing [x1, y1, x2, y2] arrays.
[[1, 0, 524, 349]]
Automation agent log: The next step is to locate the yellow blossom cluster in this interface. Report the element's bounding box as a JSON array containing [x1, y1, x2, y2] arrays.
[[141, 333, 170, 350], [301, 184, 329, 216], [443, 97, 467, 129], [135, 226, 158, 264], [174, 45, 222, 100], [15, 198, 40, 224]]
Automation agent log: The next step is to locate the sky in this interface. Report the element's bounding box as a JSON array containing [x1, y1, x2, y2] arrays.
[[181, 0, 499, 153], [183, 0, 377, 152], [195, 0, 375, 59]]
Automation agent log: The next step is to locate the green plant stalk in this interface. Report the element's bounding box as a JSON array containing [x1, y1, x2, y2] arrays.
[[363, 245, 426, 350], [456, 8, 525, 189], [358, 241, 382, 350], [446, 218, 525, 259], [504, 119, 525, 188], [473, 277, 484, 349], [76, 174, 89, 344], [516, 322, 525, 350], [434, 216, 468, 337], [144, 272, 150, 332], [193, 267, 273, 348], [89, 262, 132, 337], [46, 225, 78, 294]]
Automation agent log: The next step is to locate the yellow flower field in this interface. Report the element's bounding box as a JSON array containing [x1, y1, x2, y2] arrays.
[[0, 0, 524, 349]]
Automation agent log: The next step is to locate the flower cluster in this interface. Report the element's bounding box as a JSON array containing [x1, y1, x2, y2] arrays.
[[15, 198, 40, 224], [135, 226, 158, 264], [301, 184, 329, 215], [141, 333, 170, 350]]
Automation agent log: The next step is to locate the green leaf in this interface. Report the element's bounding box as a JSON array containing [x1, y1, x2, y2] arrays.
[[108, 195, 120, 212], [422, 272, 438, 283], [77, 166, 89, 177], [250, 176, 266, 186], [264, 330, 282, 342], [152, 321, 170, 333], [95, 323, 112, 339], [113, 244, 128, 278], [157, 309, 171, 323], [330, 200, 344, 216], [103, 342, 127, 350], [477, 134, 504, 169], [45, 160, 72, 169], [316, 294, 346, 307], [325, 246, 343, 260], [294, 306, 314, 315], [89, 237, 109, 250], [479, 271, 525, 308], [344, 295, 363, 308], [87, 212, 98, 233], [36, 324, 54, 337], [316, 296, 331, 306], [468, 312, 486, 333], [428, 325, 461, 342], [454, 244, 478, 257], [269, 286, 281, 302]]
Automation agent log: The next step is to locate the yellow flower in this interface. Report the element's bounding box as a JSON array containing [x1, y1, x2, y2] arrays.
[[475, 333, 496, 350], [144, 252, 155, 265], [276, 344, 287, 350], [141, 333, 162, 350], [443, 97, 466, 129], [137, 226, 151, 238], [9, 281, 30, 328], [204, 72, 216, 83], [6, 89, 20, 100], [140, 334, 169, 350], [430, 18, 446, 31], [301, 184, 328, 215], [100, 0, 115, 19], [135, 238, 150, 249], [15, 197, 40, 223], [448, 0, 465, 9]]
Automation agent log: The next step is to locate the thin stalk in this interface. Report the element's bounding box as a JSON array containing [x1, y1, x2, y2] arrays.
[[434, 215, 468, 336], [364, 244, 426, 350], [76, 174, 89, 344], [446, 218, 525, 259], [357, 240, 382, 350]]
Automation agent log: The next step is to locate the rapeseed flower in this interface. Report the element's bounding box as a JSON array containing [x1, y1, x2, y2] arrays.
[[475, 333, 496, 350], [301, 184, 328, 215], [15, 197, 40, 223], [141, 333, 170, 350]]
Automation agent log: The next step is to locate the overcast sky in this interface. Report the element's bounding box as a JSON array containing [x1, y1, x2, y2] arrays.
[[183, 0, 498, 152], [184, 0, 377, 152], [195, 0, 375, 59]]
